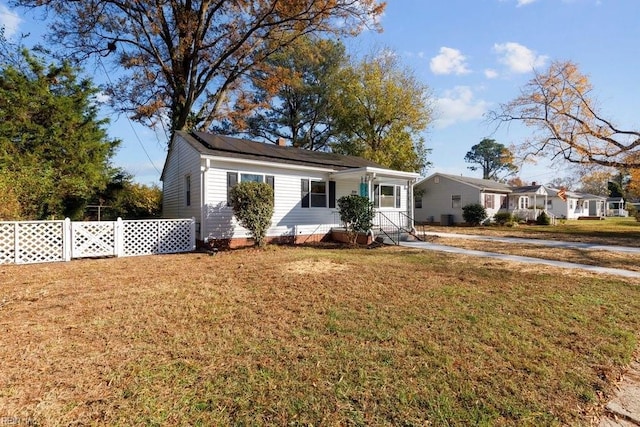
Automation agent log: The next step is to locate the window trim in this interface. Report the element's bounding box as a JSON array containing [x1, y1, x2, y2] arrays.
[[518, 196, 529, 209], [227, 171, 274, 206], [375, 184, 401, 209], [301, 178, 334, 208], [452, 194, 461, 209], [484, 193, 494, 209]]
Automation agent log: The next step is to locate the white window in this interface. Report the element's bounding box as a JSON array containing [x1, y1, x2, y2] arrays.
[[241, 173, 263, 183], [518, 196, 529, 209], [310, 181, 327, 207], [452, 195, 461, 209], [374, 185, 401, 208], [301, 179, 334, 208], [484, 194, 494, 209], [227, 172, 274, 205]]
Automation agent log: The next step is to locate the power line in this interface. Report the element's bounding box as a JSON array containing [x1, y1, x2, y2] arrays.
[[96, 57, 162, 176]]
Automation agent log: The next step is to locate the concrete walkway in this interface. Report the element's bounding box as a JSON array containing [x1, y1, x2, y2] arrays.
[[401, 237, 640, 279], [400, 233, 640, 425]]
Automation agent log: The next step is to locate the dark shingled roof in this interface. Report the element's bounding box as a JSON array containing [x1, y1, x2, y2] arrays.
[[181, 131, 385, 170]]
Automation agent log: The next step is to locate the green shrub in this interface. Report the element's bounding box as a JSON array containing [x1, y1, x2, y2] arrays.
[[536, 211, 551, 225], [229, 181, 274, 247], [462, 203, 487, 226], [493, 212, 512, 225], [337, 195, 375, 245]]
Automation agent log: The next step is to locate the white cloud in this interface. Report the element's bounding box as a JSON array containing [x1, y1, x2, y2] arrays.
[[94, 92, 111, 103], [517, 0, 537, 6], [0, 4, 22, 38], [493, 42, 548, 73], [430, 47, 470, 75], [434, 86, 489, 128], [484, 69, 499, 79]]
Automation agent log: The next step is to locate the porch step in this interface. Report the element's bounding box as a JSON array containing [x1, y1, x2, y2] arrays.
[[374, 230, 419, 245]]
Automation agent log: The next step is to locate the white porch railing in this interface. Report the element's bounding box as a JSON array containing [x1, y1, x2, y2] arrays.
[[0, 218, 196, 265], [511, 209, 557, 225]]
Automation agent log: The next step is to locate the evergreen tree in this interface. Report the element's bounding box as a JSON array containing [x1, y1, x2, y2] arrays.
[[0, 49, 119, 219]]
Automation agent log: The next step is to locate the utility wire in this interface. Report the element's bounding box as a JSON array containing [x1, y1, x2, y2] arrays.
[[96, 57, 162, 176]]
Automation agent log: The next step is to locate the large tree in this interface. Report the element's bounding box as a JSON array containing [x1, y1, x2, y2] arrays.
[[0, 49, 119, 219], [464, 138, 518, 181], [331, 50, 432, 173], [490, 60, 640, 169], [12, 0, 385, 134], [220, 35, 347, 151]]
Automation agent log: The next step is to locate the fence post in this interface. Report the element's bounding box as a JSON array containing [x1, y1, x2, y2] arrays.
[[115, 217, 124, 257], [191, 217, 196, 250], [14, 222, 19, 264], [63, 218, 72, 262]]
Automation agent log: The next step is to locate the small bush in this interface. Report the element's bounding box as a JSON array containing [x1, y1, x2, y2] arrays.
[[337, 195, 374, 245], [493, 212, 512, 226], [462, 203, 487, 226], [536, 211, 551, 225], [229, 181, 274, 247]]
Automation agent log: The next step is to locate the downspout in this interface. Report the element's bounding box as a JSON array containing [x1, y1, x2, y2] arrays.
[[408, 177, 418, 231], [200, 158, 210, 241]]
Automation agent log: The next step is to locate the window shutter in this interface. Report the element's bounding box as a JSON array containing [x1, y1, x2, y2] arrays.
[[185, 175, 191, 206], [266, 175, 275, 202], [395, 185, 401, 208], [227, 172, 238, 206], [329, 181, 336, 209], [301, 179, 309, 208]]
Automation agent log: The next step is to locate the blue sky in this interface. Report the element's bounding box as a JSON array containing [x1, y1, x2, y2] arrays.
[[1, 0, 638, 185]]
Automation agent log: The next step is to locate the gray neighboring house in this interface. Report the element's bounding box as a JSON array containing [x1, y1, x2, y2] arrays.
[[414, 172, 611, 224], [161, 131, 420, 246], [414, 173, 511, 224]]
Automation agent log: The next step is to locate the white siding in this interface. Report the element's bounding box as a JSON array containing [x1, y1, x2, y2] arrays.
[[203, 161, 342, 240], [202, 163, 413, 240], [162, 134, 202, 222]]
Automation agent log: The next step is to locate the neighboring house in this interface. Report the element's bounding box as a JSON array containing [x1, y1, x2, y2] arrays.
[[161, 131, 419, 246], [606, 197, 628, 217], [414, 173, 511, 224], [509, 183, 549, 222], [414, 173, 610, 224], [545, 188, 606, 219]]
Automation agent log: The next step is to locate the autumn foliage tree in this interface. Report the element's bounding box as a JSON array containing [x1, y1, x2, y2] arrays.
[[12, 0, 385, 134], [490, 60, 640, 170], [331, 50, 432, 173]]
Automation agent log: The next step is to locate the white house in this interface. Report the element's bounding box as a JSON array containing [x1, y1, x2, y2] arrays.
[[546, 188, 607, 219], [509, 183, 550, 222], [161, 131, 420, 247], [414, 173, 512, 224]]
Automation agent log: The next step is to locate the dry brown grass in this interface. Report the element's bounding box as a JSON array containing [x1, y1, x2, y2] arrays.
[[1, 246, 640, 425]]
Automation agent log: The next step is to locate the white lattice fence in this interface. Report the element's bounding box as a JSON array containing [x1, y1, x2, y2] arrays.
[[0, 218, 195, 265], [122, 219, 195, 256], [72, 221, 116, 258], [0, 220, 69, 265]]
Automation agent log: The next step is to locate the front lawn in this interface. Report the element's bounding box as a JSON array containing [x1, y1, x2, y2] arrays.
[[1, 246, 639, 425]]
